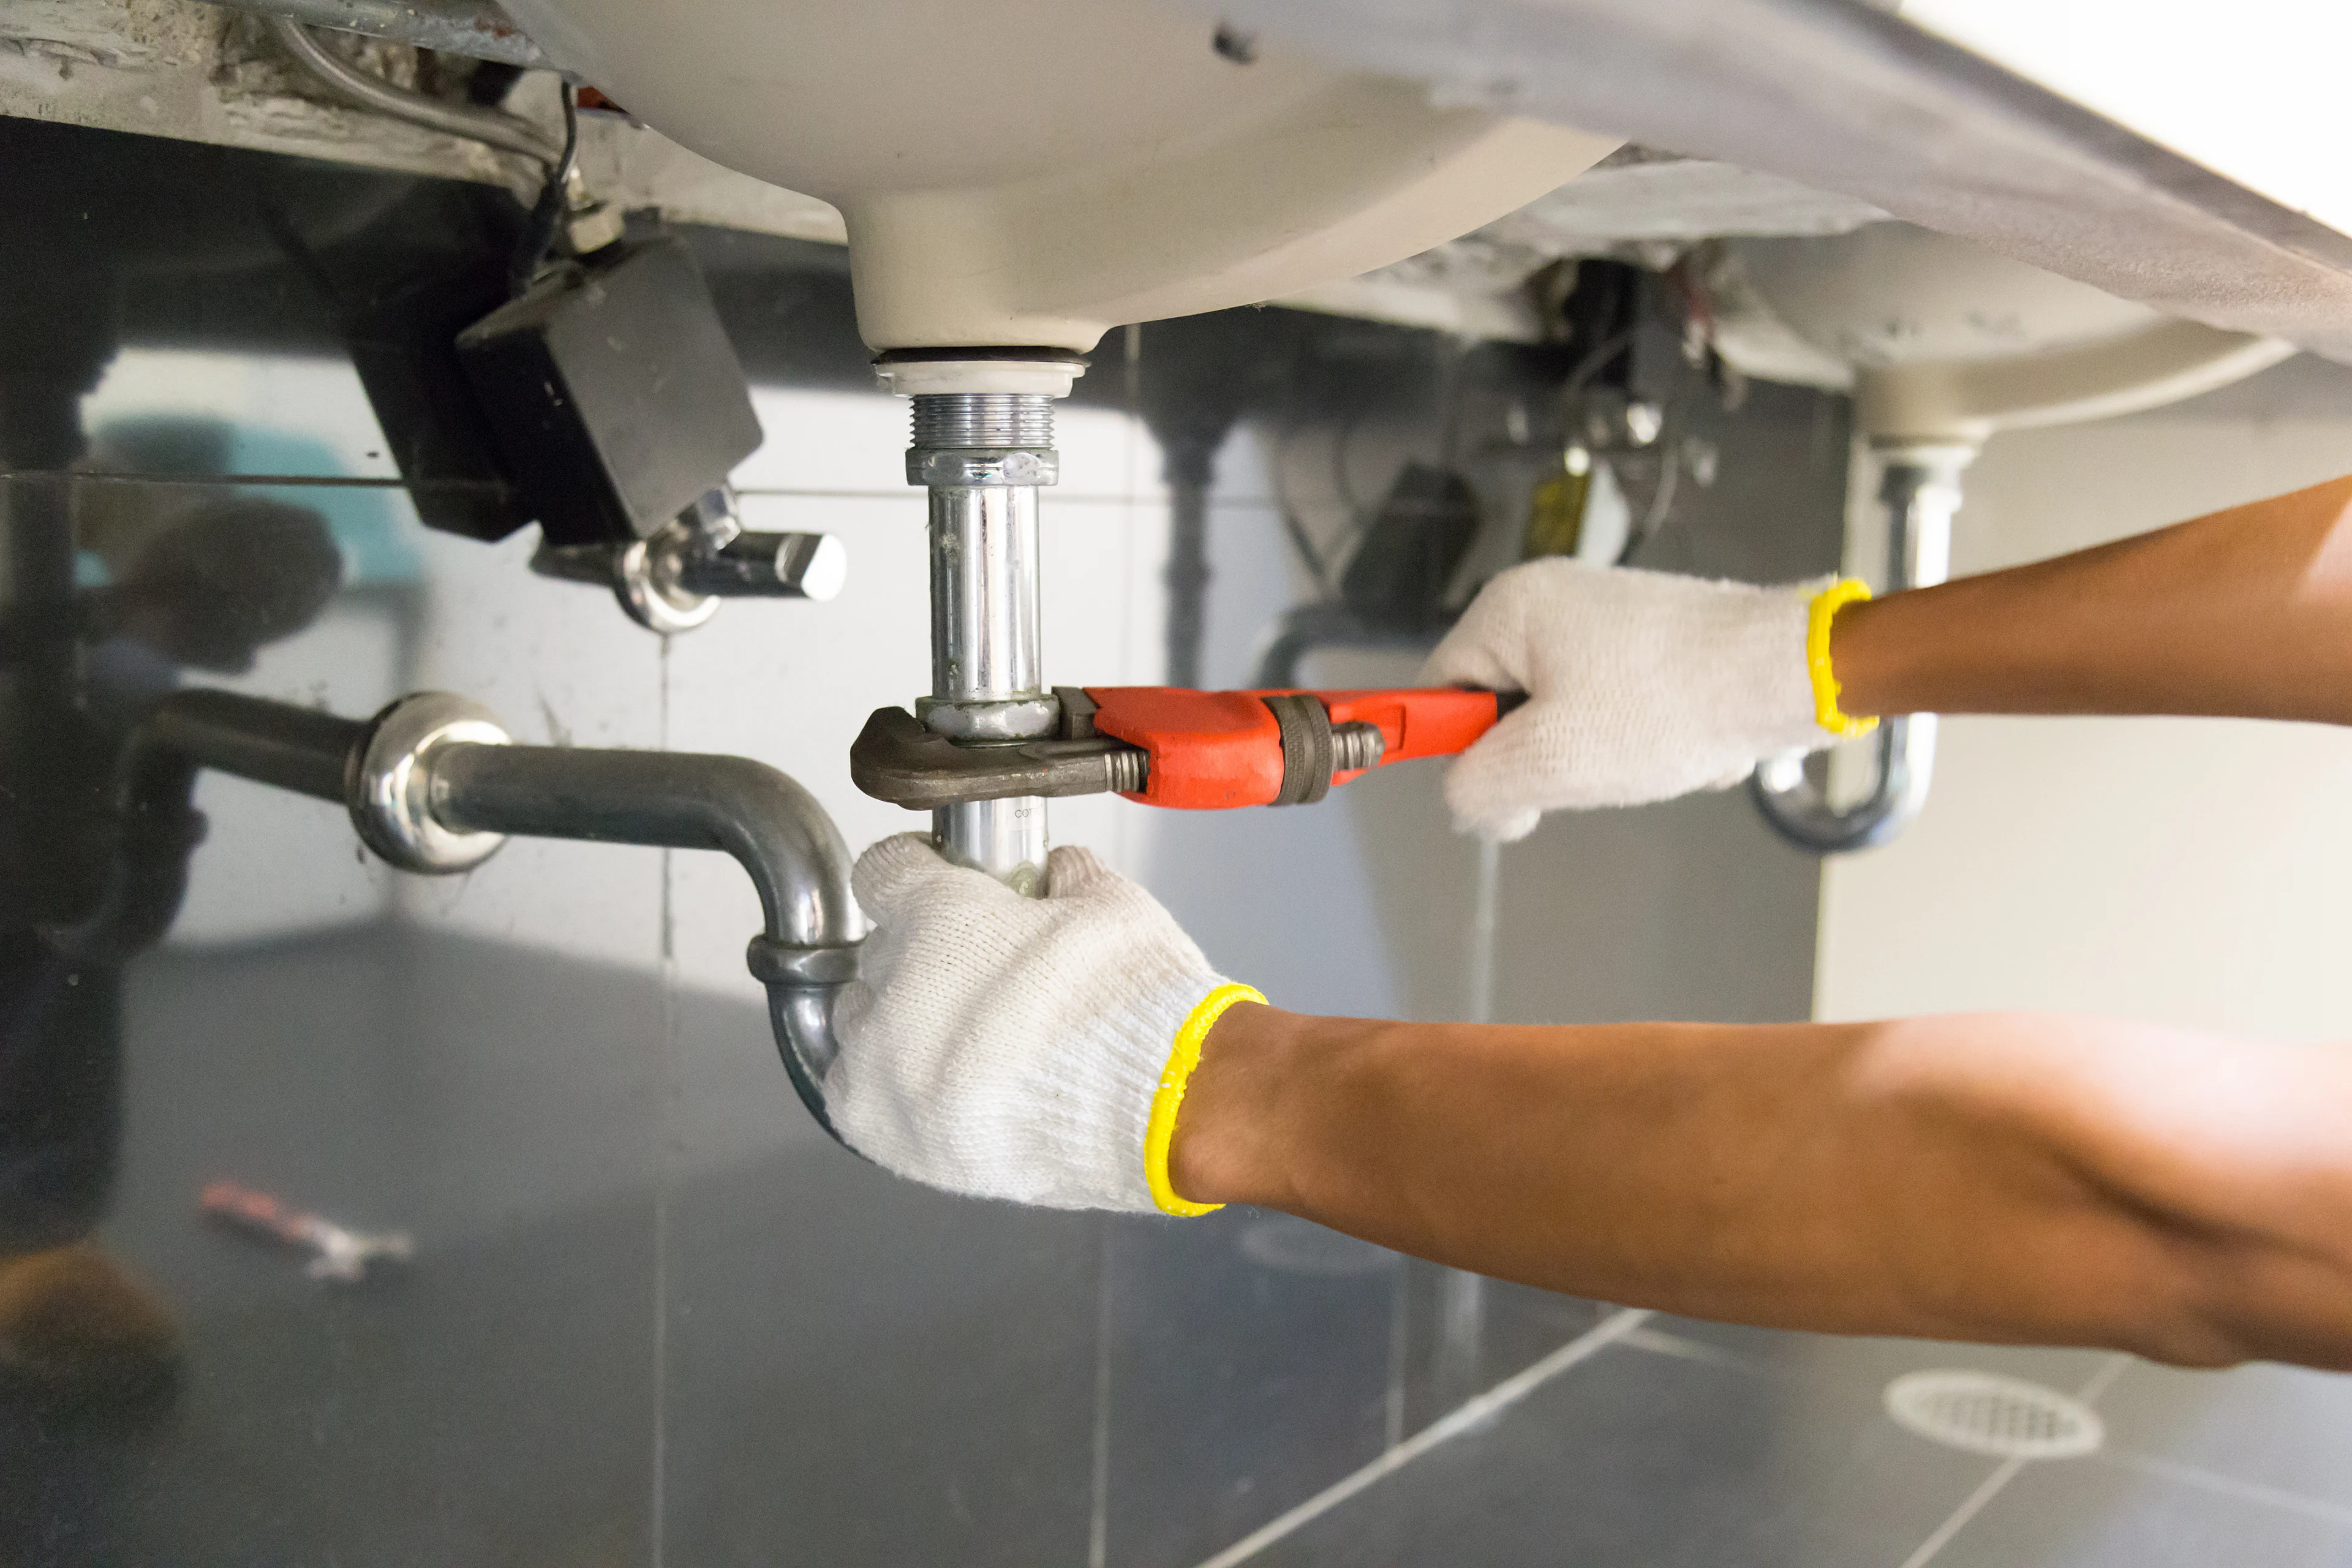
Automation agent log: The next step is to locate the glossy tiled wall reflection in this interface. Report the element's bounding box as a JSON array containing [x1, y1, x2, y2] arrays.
[[1, 120, 1831, 1564]]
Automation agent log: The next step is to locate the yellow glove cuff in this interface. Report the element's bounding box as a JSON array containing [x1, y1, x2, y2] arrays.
[[1144, 981, 1265, 1217], [1806, 579, 1879, 738]]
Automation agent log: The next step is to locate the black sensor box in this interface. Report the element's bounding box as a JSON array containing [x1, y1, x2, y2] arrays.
[[457, 239, 763, 546]]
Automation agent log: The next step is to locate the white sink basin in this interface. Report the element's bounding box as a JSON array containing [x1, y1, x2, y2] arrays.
[[501, 0, 1615, 353]]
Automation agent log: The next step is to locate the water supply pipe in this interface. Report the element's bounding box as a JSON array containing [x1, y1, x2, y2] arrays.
[[219, 0, 553, 70], [1730, 226, 2296, 853], [263, 15, 564, 164], [61, 687, 862, 1137]]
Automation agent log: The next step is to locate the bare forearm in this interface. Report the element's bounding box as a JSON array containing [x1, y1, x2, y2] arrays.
[[1831, 473, 2352, 722], [1172, 1003, 2352, 1368]]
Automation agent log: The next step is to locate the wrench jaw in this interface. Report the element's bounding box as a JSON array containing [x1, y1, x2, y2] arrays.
[[848, 706, 1144, 811]]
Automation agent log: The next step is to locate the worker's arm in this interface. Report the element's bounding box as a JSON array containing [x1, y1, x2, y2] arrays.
[[1425, 472, 2352, 839], [833, 837, 2352, 1370], [1172, 1001, 2352, 1370], [1832, 473, 2352, 722]]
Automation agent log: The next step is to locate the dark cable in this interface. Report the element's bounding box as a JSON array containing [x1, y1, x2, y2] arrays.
[[510, 80, 581, 295], [1559, 326, 1638, 404]]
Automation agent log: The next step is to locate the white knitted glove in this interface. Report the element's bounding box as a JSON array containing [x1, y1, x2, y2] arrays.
[[1422, 559, 1836, 840], [827, 834, 1251, 1213]]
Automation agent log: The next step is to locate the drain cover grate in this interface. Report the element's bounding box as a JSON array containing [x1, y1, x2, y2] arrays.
[[1883, 1370, 2105, 1458]]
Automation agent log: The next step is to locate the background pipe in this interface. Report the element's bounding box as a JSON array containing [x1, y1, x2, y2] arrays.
[[1731, 228, 2295, 854], [60, 687, 861, 1137], [42, 690, 358, 961], [263, 15, 564, 165], [216, 0, 552, 69], [1750, 446, 1966, 854], [132, 687, 366, 807]]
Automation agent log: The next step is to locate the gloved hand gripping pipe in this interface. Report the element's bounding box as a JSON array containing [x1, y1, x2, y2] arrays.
[[51, 688, 863, 1139]]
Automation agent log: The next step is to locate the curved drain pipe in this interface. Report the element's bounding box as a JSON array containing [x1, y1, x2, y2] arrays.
[[59, 687, 862, 1140], [1750, 446, 1966, 854]]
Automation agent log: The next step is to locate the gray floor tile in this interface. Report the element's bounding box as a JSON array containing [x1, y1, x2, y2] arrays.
[[660, 1156, 1101, 1568], [1387, 1262, 1611, 1436], [12, 935, 1111, 1568], [660, 987, 1103, 1568], [1103, 1208, 1400, 1568], [1932, 1454, 2352, 1568], [2094, 1358, 2352, 1513], [82, 933, 667, 1566], [1250, 1331, 2003, 1567]]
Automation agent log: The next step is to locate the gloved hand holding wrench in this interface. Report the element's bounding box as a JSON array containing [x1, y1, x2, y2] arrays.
[[853, 560, 1848, 838]]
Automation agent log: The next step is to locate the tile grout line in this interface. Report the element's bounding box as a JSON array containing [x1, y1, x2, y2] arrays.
[[2077, 1354, 2131, 1406], [1092, 366, 1140, 1568], [1087, 1220, 1116, 1568], [1092, 362, 1134, 1568], [1189, 1307, 1654, 1568], [1381, 1262, 1410, 1451], [0, 472, 1286, 510], [650, 843, 674, 1568], [650, 640, 674, 1568], [1615, 1324, 1781, 1378], [1893, 1352, 2131, 1568], [1895, 1456, 2026, 1568]]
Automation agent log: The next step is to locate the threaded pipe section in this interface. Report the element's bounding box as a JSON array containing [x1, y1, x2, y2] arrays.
[[911, 393, 1054, 451], [1332, 721, 1387, 774], [1105, 748, 1149, 796]]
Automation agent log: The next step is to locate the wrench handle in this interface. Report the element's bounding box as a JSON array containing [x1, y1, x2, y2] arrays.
[[1085, 686, 1520, 810]]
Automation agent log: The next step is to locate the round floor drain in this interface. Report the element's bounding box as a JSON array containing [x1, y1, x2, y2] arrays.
[[1883, 1370, 2105, 1458]]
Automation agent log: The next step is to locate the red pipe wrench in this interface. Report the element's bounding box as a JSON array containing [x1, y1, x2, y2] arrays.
[[851, 687, 1521, 812], [1072, 686, 1515, 809]]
